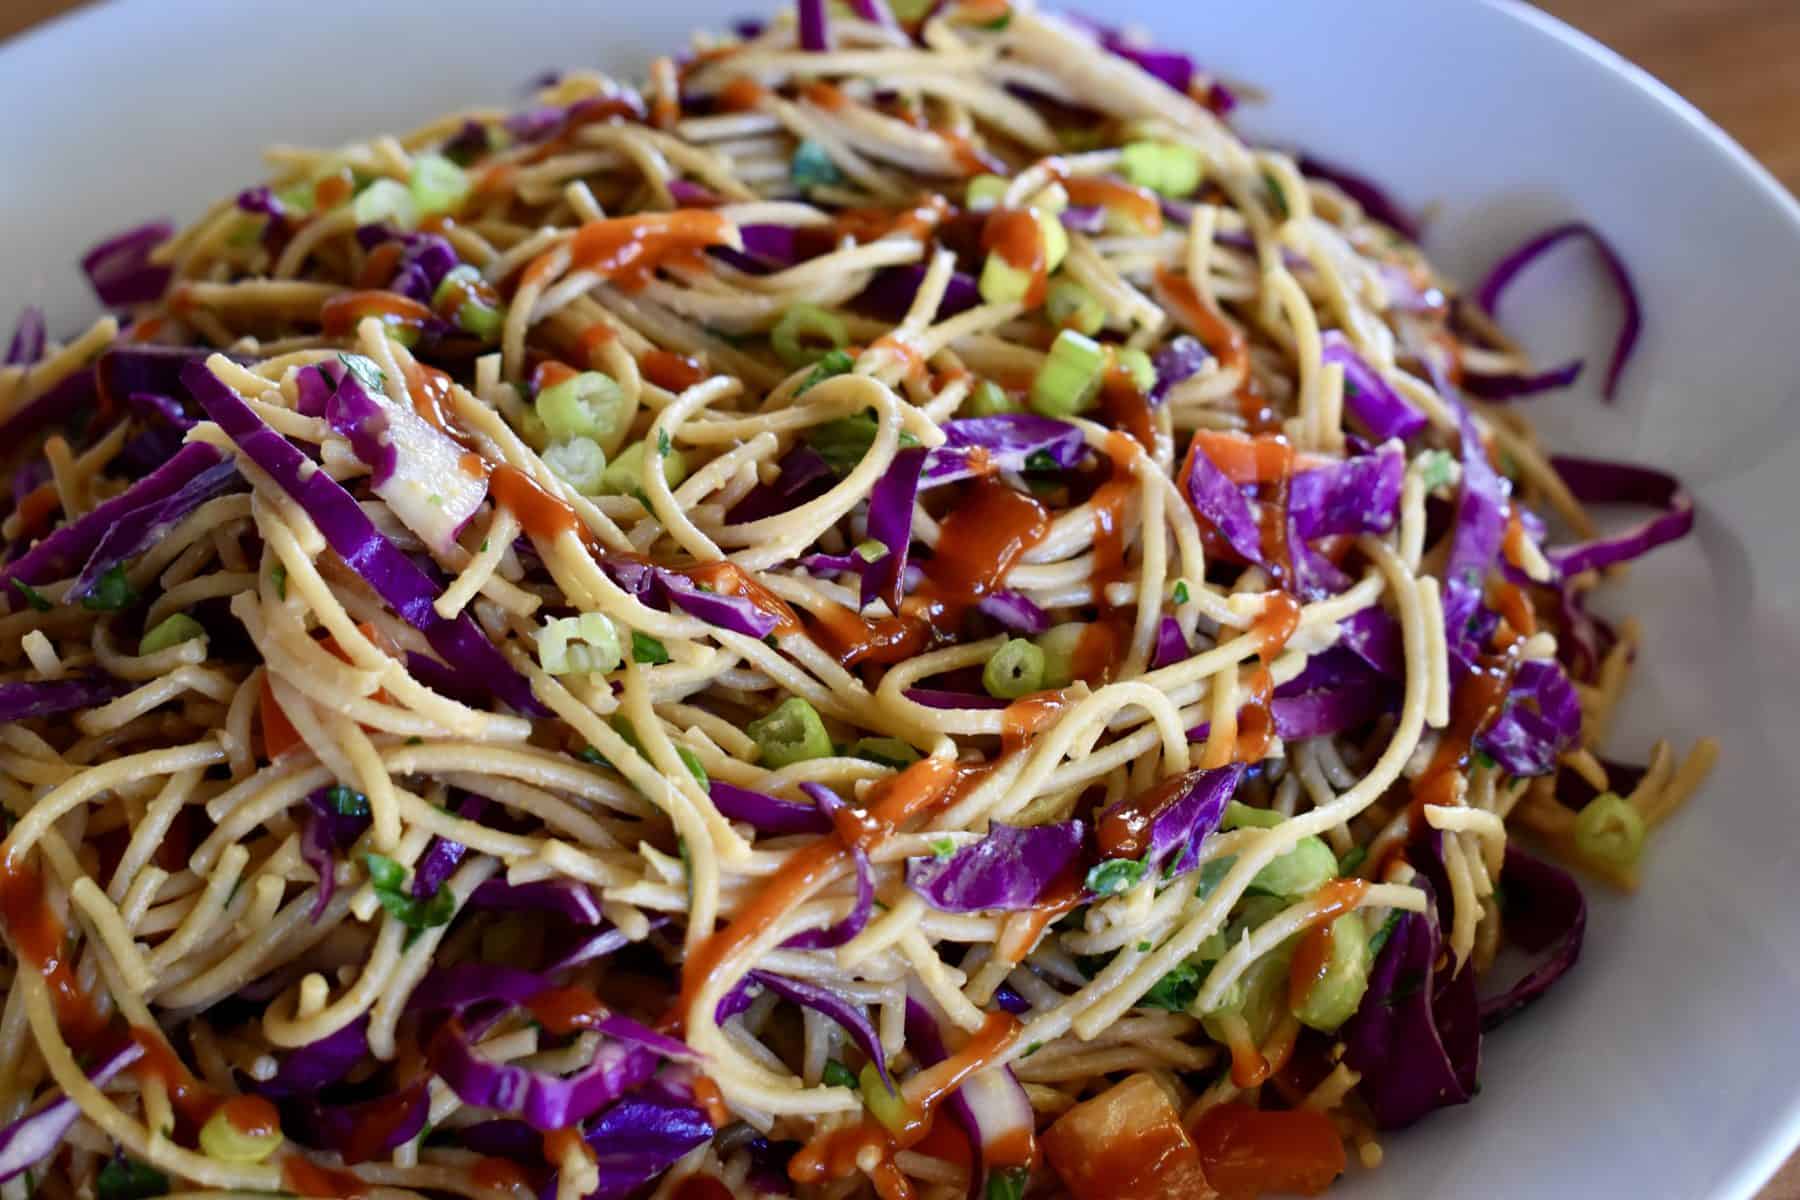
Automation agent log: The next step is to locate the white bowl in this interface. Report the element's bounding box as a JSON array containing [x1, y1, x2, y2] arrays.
[[5, 1, 1798, 1195]]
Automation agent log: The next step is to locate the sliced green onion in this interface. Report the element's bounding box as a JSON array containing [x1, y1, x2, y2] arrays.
[[1573, 792, 1646, 869], [747, 696, 832, 768], [1035, 622, 1087, 689], [198, 1104, 282, 1164], [408, 153, 470, 217], [1036, 208, 1069, 272], [966, 174, 1009, 211], [631, 632, 671, 665], [599, 440, 687, 497], [10, 579, 52, 612], [1116, 347, 1155, 393], [1045, 280, 1104, 335], [860, 1062, 907, 1125], [791, 140, 843, 189], [797, 348, 856, 396], [352, 178, 419, 231], [1120, 141, 1204, 198], [963, 379, 1021, 417], [982, 638, 1046, 699], [979, 253, 1034, 306], [1029, 329, 1106, 417], [851, 736, 921, 768], [534, 371, 630, 451], [457, 298, 505, 340], [771, 303, 849, 367], [542, 437, 607, 496], [536, 612, 622, 675], [1222, 800, 1284, 830], [821, 1059, 859, 1090], [1291, 913, 1372, 1033], [432, 265, 506, 341], [139, 614, 205, 656], [275, 181, 315, 216], [1250, 836, 1338, 898], [1418, 449, 1458, 493]]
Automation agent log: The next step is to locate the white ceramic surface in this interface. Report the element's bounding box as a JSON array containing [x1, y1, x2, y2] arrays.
[[5, 2, 1799, 1196]]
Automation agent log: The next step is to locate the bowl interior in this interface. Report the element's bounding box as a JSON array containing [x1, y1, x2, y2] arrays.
[[4, 1, 1800, 1195]]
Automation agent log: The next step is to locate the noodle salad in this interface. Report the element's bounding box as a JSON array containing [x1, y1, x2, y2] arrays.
[[0, 2, 1717, 1197]]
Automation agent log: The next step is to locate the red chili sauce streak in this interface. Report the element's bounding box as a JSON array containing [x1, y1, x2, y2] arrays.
[[523, 984, 608, 1035], [672, 1176, 736, 1200], [939, 129, 1004, 176], [1001, 691, 1073, 755], [1155, 266, 1277, 430], [1063, 176, 1164, 236], [640, 348, 708, 392], [719, 78, 770, 112], [575, 322, 617, 366], [1100, 362, 1157, 452], [1286, 878, 1371, 1011], [319, 290, 434, 340], [982, 209, 1050, 308], [0, 859, 110, 1046], [283, 1158, 370, 1200], [678, 757, 967, 1018], [567, 211, 736, 291], [806, 477, 1051, 671], [791, 1009, 1025, 1200], [472, 1158, 534, 1194], [337, 1087, 424, 1164]]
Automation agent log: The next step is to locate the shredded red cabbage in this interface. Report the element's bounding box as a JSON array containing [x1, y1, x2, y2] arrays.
[[5, 307, 45, 366], [717, 969, 892, 1091], [781, 784, 875, 949], [254, 1018, 369, 1097], [284, 1083, 429, 1163], [1461, 358, 1584, 401], [1101, 764, 1242, 877], [1480, 846, 1586, 1031], [1546, 455, 1694, 577], [81, 221, 173, 307], [797, 0, 829, 50], [0, 676, 132, 724], [579, 1094, 714, 1200], [1298, 153, 1421, 241], [1476, 658, 1580, 777], [1319, 332, 1427, 442], [603, 557, 780, 640], [905, 986, 1035, 1199], [862, 444, 928, 611], [905, 820, 1085, 912], [710, 779, 831, 834], [1150, 335, 1208, 404], [467, 878, 605, 926], [183, 360, 544, 715], [856, 265, 981, 324], [0, 1041, 142, 1183], [1289, 442, 1404, 540], [1474, 222, 1641, 402]]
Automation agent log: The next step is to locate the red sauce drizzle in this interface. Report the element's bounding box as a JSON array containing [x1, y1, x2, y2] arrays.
[[1286, 878, 1371, 1009], [673, 1177, 735, 1200], [567, 211, 735, 291], [472, 1158, 533, 1194], [719, 78, 769, 112], [1099, 364, 1156, 452], [1064, 176, 1163, 235], [0, 859, 109, 1045], [1155, 266, 1275, 430], [981, 210, 1049, 308], [319, 291, 434, 339], [641, 348, 707, 392]]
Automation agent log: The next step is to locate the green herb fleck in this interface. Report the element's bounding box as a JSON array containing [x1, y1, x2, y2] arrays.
[[928, 836, 957, 861], [97, 1157, 169, 1200], [270, 563, 287, 599], [1085, 857, 1146, 897], [1172, 579, 1190, 605], [1337, 846, 1369, 877], [81, 564, 138, 612], [364, 852, 456, 932], [328, 785, 370, 817], [9, 578, 52, 612], [821, 1059, 858, 1090], [631, 632, 671, 665], [796, 349, 856, 398], [338, 352, 386, 392], [1138, 960, 1201, 1012], [657, 429, 672, 457]]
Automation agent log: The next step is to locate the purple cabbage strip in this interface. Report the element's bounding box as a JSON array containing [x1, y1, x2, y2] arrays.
[[857, 265, 980, 324], [577, 1095, 713, 1199], [717, 969, 893, 1091], [1480, 846, 1586, 1031], [412, 792, 487, 898], [602, 558, 779, 640], [67, 456, 241, 602], [0, 676, 131, 723], [1341, 877, 1480, 1129], [1319, 331, 1427, 442], [81, 220, 174, 307], [1462, 359, 1585, 401], [0, 1041, 143, 1183], [1475, 658, 1580, 777], [923, 415, 1087, 488], [709, 779, 830, 835], [2, 440, 229, 594], [5, 307, 45, 366], [780, 784, 875, 949], [0, 360, 97, 449], [1288, 442, 1404, 540], [1150, 336, 1209, 404], [1441, 405, 1509, 662], [1474, 222, 1642, 402], [183, 360, 545, 715], [797, 0, 829, 50], [1298, 153, 1422, 241], [1337, 606, 1405, 677], [325, 367, 397, 485], [905, 821, 1085, 912], [284, 1083, 429, 1162], [467, 878, 605, 926], [1183, 437, 1265, 563], [847, 0, 898, 28], [1546, 455, 1694, 577], [428, 1018, 663, 1133], [978, 589, 1049, 634], [1151, 616, 1188, 669], [1060, 205, 1108, 235], [904, 987, 1035, 1200], [726, 444, 834, 525], [904, 686, 1010, 711], [1100, 763, 1242, 877], [255, 1018, 370, 1098], [862, 445, 928, 612]]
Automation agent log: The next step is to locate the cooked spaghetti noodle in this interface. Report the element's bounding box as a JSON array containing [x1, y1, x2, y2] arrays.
[[0, 3, 1714, 1198]]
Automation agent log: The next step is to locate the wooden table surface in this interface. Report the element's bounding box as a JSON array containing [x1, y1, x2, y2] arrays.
[[3, 0, 1798, 1194]]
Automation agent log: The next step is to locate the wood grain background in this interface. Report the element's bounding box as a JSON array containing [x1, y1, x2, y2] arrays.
[[2, 0, 1797, 1194]]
